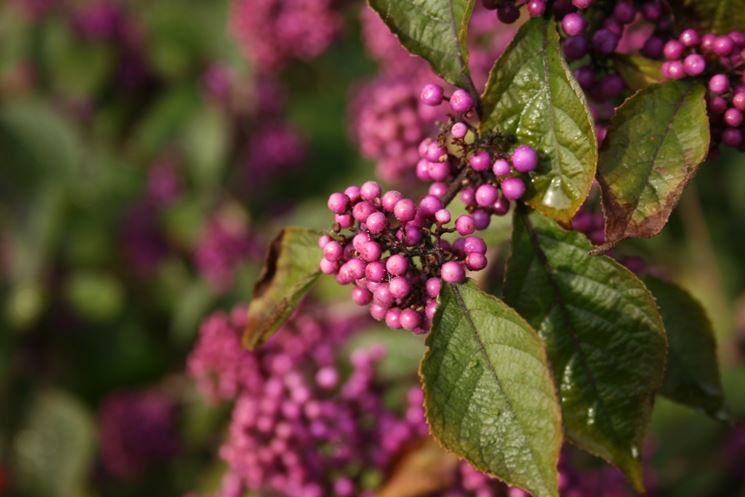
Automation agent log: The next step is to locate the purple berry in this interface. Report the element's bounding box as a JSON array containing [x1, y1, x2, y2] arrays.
[[420, 83, 444, 106], [323, 241, 343, 261], [573, 0, 592, 7], [360, 181, 381, 200], [591, 29, 620, 55], [501, 177, 526, 200], [327, 192, 349, 214], [463, 236, 487, 255], [574, 66, 595, 90], [641, 36, 664, 58], [435, 208, 451, 224], [683, 54, 706, 76], [527, 0, 546, 16], [466, 253, 488, 271], [709, 74, 729, 94], [492, 158, 511, 176], [469, 150, 491, 171], [723, 128, 743, 147], [441, 261, 465, 283], [493, 194, 510, 216], [389, 276, 411, 299], [725, 108, 744, 127], [733, 92, 745, 110], [426, 277, 442, 298], [385, 308, 402, 329], [460, 187, 476, 206], [472, 209, 491, 230], [564, 35, 589, 61], [562, 13, 586, 37], [476, 184, 499, 207], [511, 144, 538, 172], [679, 29, 700, 47], [386, 254, 408, 276], [352, 287, 373, 305], [365, 211, 387, 234], [613, 1, 636, 24], [497, 2, 520, 24], [399, 309, 421, 331], [713, 36, 734, 56], [663, 40, 684, 60], [393, 199, 416, 222], [450, 89, 474, 113], [455, 215, 475, 235], [451, 122, 468, 138], [365, 261, 386, 282]]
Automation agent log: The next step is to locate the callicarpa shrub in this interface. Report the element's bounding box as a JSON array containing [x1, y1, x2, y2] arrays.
[[238, 1, 737, 496]]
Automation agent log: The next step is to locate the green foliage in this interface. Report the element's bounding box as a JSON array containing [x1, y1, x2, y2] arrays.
[[613, 55, 664, 91], [480, 18, 597, 223], [243, 227, 323, 349], [13, 390, 95, 497], [644, 276, 726, 418], [421, 281, 563, 497], [598, 81, 710, 247], [503, 209, 667, 490], [367, 0, 477, 95], [670, 0, 745, 34]]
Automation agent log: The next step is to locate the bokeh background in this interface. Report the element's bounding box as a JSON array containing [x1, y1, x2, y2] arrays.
[[0, 0, 743, 496]]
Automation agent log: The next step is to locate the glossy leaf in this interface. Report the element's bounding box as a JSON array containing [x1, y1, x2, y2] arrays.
[[613, 54, 664, 91], [644, 276, 726, 419], [243, 227, 323, 349], [480, 17, 596, 223], [598, 81, 709, 247], [421, 281, 563, 497], [367, 0, 476, 95], [503, 210, 667, 490]]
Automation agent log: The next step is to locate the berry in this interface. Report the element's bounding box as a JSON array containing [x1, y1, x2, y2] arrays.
[[327, 192, 349, 214], [501, 177, 526, 200], [441, 261, 466, 283], [476, 184, 499, 207], [511, 144, 538, 172], [492, 158, 511, 176], [562, 13, 586, 37], [450, 89, 474, 113], [451, 122, 468, 138], [420, 83, 444, 106], [469, 150, 491, 171]]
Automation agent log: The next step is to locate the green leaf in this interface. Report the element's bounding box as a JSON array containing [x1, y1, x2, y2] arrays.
[[643, 276, 726, 419], [367, 0, 477, 94], [421, 281, 563, 497], [598, 81, 709, 246], [480, 18, 596, 223], [613, 54, 664, 91], [14, 390, 95, 497], [672, 0, 745, 34], [503, 209, 667, 490], [243, 227, 323, 349]]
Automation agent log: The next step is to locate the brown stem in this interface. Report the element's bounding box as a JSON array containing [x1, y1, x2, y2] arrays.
[[440, 166, 470, 207]]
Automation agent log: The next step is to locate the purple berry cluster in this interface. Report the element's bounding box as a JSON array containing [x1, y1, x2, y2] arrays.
[[230, 0, 342, 73], [352, 75, 446, 183], [326, 85, 540, 333], [659, 29, 745, 151], [98, 389, 181, 478], [188, 305, 428, 497], [321, 182, 479, 334]]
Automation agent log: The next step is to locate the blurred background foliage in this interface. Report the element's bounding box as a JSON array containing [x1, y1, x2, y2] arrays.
[[0, 0, 743, 496]]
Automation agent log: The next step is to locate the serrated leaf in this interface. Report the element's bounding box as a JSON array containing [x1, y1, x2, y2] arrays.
[[243, 227, 322, 349], [480, 18, 596, 223], [643, 276, 726, 419], [613, 54, 664, 91], [421, 281, 562, 497], [503, 209, 667, 490], [598, 81, 709, 247], [673, 0, 745, 34], [367, 0, 476, 95]]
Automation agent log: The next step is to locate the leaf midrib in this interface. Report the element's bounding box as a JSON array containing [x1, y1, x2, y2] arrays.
[[449, 284, 550, 495]]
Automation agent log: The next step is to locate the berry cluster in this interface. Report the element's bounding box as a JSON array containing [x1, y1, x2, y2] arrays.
[[659, 29, 745, 151], [188, 305, 428, 497], [230, 0, 342, 72], [321, 182, 480, 334], [325, 85, 539, 333], [98, 389, 180, 478]]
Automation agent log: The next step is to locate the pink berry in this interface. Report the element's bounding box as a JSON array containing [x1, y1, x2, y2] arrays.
[[460, 187, 476, 206], [327, 192, 349, 214], [527, 0, 546, 16], [420, 83, 444, 106], [393, 199, 416, 222], [428, 182, 448, 198], [441, 261, 466, 283], [463, 236, 487, 254], [323, 241, 343, 261], [466, 252, 488, 271], [426, 277, 442, 298], [373, 284, 394, 306], [725, 108, 744, 127], [663, 40, 684, 60], [451, 122, 468, 138], [399, 309, 421, 331], [683, 54, 706, 76], [359, 241, 382, 262], [370, 303, 388, 321], [345, 258, 366, 280], [365, 261, 386, 282], [381, 190, 403, 212], [469, 151, 491, 171], [562, 13, 586, 37], [455, 215, 475, 235], [435, 208, 451, 224], [733, 92, 745, 111], [425, 142, 447, 162], [386, 254, 408, 276], [352, 287, 372, 305], [389, 276, 411, 299], [385, 308, 402, 329], [352, 201, 376, 223], [713, 35, 734, 56], [475, 184, 499, 207], [511, 144, 539, 172], [501, 177, 526, 200], [709, 74, 729, 94], [360, 181, 381, 200], [450, 89, 474, 113], [335, 213, 353, 229], [320, 258, 338, 274], [679, 29, 700, 47], [318, 235, 331, 248], [344, 185, 361, 202], [492, 158, 511, 176], [365, 211, 387, 234], [427, 161, 450, 181]]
